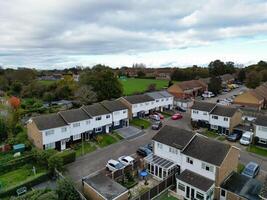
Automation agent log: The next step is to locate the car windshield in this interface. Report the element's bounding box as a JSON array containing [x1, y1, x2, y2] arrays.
[[115, 162, 124, 169], [243, 167, 254, 176], [241, 136, 250, 141]]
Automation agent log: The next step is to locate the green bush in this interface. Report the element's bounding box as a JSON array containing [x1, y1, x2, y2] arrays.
[[0, 172, 50, 198], [57, 150, 76, 165]]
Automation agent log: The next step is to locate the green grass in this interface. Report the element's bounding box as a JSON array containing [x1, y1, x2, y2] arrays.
[[217, 136, 226, 141], [201, 130, 218, 138], [97, 134, 121, 148], [158, 191, 179, 200], [130, 118, 151, 129], [120, 78, 168, 95], [0, 164, 47, 189], [237, 163, 245, 174], [74, 142, 97, 157], [247, 145, 267, 157], [112, 132, 124, 140], [38, 80, 57, 86]]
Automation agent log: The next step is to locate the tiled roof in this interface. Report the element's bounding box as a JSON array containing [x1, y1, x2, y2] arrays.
[[177, 80, 207, 91], [123, 94, 154, 104], [210, 105, 238, 117], [82, 103, 110, 117], [32, 113, 67, 130], [100, 100, 128, 112], [255, 115, 267, 127], [59, 109, 91, 123], [191, 101, 216, 112], [146, 92, 164, 100]]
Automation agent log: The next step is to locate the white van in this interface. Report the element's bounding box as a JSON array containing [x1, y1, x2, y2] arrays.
[[202, 91, 215, 98], [240, 131, 253, 145]]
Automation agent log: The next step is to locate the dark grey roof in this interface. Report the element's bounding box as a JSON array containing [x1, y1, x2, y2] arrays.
[[83, 173, 128, 200], [159, 91, 173, 97], [146, 92, 164, 100], [211, 105, 238, 117], [234, 124, 254, 132], [32, 113, 67, 130], [59, 108, 91, 123], [255, 115, 267, 127], [183, 135, 231, 166], [221, 172, 262, 200], [123, 94, 154, 104], [177, 169, 214, 192], [100, 100, 128, 112], [191, 101, 216, 112], [82, 103, 110, 117], [152, 125, 195, 150]]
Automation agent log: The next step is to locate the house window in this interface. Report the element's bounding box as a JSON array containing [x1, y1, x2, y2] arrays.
[[45, 142, 55, 149], [123, 110, 127, 114], [259, 139, 267, 144], [221, 189, 226, 197], [212, 115, 218, 120], [202, 163, 214, 172], [157, 143, 163, 149], [86, 120, 90, 125], [96, 116, 102, 121], [203, 112, 207, 115], [106, 115, 110, 119], [61, 127, 67, 132], [196, 192, 204, 200], [169, 147, 178, 154], [186, 157, 193, 164], [223, 117, 228, 121], [259, 126, 267, 132], [145, 102, 149, 105], [193, 110, 198, 114], [161, 99, 164, 101], [73, 122, 80, 127], [211, 125, 218, 130], [178, 183, 185, 191], [45, 130, 54, 136], [156, 100, 159, 102], [73, 134, 81, 140], [166, 98, 169, 101], [140, 103, 143, 106], [114, 121, 120, 126], [95, 127, 102, 133]]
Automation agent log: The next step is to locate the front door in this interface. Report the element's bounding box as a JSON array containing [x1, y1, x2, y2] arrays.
[[186, 186, 190, 198], [191, 188, 195, 200], [61, 140, 66, 151]]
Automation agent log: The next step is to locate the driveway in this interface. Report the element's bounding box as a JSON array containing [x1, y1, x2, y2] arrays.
[[116, 126, 143, 140]]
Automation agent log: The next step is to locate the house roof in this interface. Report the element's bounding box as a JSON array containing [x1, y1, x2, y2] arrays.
[[83, 173, 128, 200], [255, 115, 267, 127], [250, 90, 265, 101], [177, 169, 214, 192], [183, 135, 231, 166], [82, 103, 110, 117], [152, 125, 195, 150], [255, 85, 267, 99], [221, 172, 262, 200], [220, 74, 235, 82], [158, 91, 173, 97], [146, 92, 164, 100], [210, 105, 238, 117], [191, 101, 216, 112], [177, 80, 207, 91], [32, 113, 67, 130], [100, 100, 128, 112], [123, 94, 154, 104], [59, 108, 91, 123]]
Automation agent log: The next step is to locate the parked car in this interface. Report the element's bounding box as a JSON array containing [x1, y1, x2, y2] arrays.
[[149, 114, 160, 121], [144, 143, 153, 151], [240, 131, 253, 145], [106, 159, 125, 172], [202, 91, 215, 98], [226, 131, 242, 142], [176, 106, 186, 112], [154, 112, 164, 119], [151, 121, 162, 130], [242, 162, 260, 178], [118, 156, 134, 166], [171, 113, 183, 120], [136, 146, 152, 157]]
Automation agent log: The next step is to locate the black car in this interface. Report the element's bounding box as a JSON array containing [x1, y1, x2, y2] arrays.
[[151, 121, 162, 130], [176, 106, 186, 112], [136, 147, 152, 157], [226, 132, 242, 142]]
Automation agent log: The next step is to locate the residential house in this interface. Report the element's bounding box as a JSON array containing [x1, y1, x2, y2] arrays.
[[220, 172, 262, 200], [119, 94, 155, 119], [233, 90, 264, 110], [167, 80, 207, 99], [254, 115, 267, 146], [220, 74, 235, 87], [145, 125, 240, 200], [146, 91, 174, 111], [255, 84, 267, 108], [191, 101, 242, 134]]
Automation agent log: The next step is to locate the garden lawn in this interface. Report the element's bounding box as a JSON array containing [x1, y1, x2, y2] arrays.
[[130, 118, 151, 129], [97, 134, 121, 148], [201, 130, 218, 139], [74, 142, 97, 157], [120, 78, 168, 95], [38, 80, 57, 86], [0, 165, 47, 190], [158, 191, 179, 200], [247, 145, 267, 157]]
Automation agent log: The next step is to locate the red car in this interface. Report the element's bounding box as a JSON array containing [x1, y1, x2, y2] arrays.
[[154, 112, 164, 120], [171, 113, 183, 120]]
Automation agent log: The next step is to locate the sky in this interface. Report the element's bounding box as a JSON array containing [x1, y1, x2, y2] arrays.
[[0, 0, 267, 69]]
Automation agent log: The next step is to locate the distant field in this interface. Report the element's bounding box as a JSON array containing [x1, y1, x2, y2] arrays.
[[38, 80, 57, 85], [120, 78, 169, 95]]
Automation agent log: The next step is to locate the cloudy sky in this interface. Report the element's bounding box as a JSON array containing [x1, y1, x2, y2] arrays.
[[1, 0, 267, 69]]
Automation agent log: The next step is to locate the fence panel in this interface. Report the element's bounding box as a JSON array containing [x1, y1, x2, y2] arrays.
[[140, 191, 149, 200], [150, 185, 158, 199]]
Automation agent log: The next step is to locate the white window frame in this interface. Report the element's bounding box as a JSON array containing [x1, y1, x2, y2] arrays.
[[61, 127, 67, 132], [95, 127, 102, 133], [106, 115, 110, 119], [45, 142, 55, 149], [45, 130, 54, 136], [73, 134, 81, 141], [193, 110, 198, 114], [212, 115, 218, 120], [186, 157, 193, 165], [223, 117, 228, 121], [86, 120, 90, 125], [201, 162, 214, 172], [157, 143, 163, 149], [96, 116, 102, 121]]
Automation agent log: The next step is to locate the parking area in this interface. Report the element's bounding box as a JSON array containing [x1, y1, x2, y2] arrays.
[[116, 126, 144, 140]]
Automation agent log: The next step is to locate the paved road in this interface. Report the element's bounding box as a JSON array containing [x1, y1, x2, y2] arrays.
[[66, 113, 191, 183]]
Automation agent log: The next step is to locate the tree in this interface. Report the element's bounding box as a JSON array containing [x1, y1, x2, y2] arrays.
[[9, 96, 21, 109], [48, 154, 63, 175], [137, 70, 145, 77], [74, 85, 97, 105], [43, 92, 55, 106], [56, 178, 81, 200], [168, 80, 173, 87], [261, 69, 267, 82], [208, 60, 226, 76], [237, 69, 246, 83], [147, 83, 156, 92], [208, 76, 222, 95], [0, 118, 8, 142], [245, 71, 261, 88]]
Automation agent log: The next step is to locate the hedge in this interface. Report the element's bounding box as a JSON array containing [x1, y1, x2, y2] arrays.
[[0, 154, 35, 175], [57, 150, 76, 165], [0, 172, 50, 198]]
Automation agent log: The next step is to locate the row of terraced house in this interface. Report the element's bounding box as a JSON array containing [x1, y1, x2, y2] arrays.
[[27, 91, 173, 151]]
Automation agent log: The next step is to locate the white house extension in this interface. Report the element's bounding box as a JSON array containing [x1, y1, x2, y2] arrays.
[[254, 115, 267, 146]]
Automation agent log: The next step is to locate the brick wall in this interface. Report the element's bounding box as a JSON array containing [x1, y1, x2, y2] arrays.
[[27, 121, 43, 149]]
